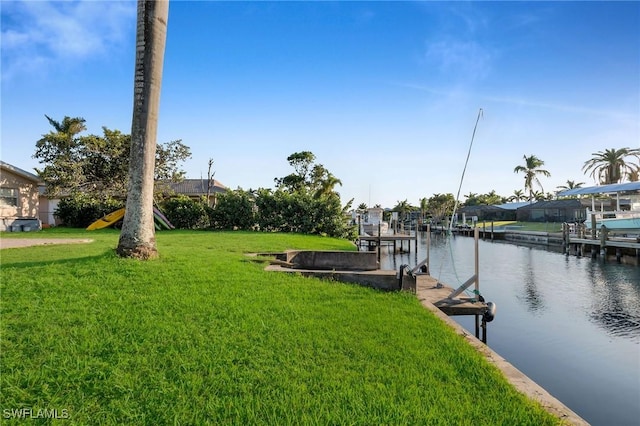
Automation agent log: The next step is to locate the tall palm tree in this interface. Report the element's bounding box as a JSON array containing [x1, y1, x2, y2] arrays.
[[509, 189, 525, 202], [117, 0, 169, 260], [513, 155, 551, 201], [557, 180, 584, 191], [582, 147, 640, 184], [419, 197, 428, 223], [34, 115, 87, 195], [314, 172, 342, 199]]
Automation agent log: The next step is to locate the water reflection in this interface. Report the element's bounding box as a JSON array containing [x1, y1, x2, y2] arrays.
[[378, 232, 640, 425], [586, 262, 640, 342], [519, 249, 546, 315]]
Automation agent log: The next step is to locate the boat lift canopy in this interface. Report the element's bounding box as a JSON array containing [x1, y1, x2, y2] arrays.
[[558, 182, 640, 213], [557, 182, 640, 197]]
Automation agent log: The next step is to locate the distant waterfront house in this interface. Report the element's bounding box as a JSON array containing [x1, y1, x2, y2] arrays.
[[158, 178, 228, 206], [457, 203, 521, 223], [0, 161, 44, 231], [515, 199, 586, 223]]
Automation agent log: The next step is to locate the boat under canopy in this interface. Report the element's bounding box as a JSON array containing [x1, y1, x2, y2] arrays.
[[558, 182, 640, 233]]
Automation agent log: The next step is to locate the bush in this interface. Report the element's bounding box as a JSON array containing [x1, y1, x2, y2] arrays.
[[209, 190, 256, 230], [255, 190, 355, 239], [161, 196, 210, 229], [54, 193, 124, 228], [205, 188, 355, 239]]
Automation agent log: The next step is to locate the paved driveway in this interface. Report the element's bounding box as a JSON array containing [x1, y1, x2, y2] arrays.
[[0, 238, 94, 250]]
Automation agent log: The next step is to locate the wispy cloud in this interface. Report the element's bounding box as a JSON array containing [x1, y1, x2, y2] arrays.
[[1, 0, 136, 81], [395, 82, 637, 123], [424, 39, 494, 81]]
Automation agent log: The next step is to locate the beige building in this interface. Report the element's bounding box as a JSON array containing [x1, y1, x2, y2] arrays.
[[1, 161, 230, 230], [0, 161, 44, 231]]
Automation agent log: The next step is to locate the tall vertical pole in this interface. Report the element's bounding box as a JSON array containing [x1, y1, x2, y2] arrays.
[[474, 227, 479, 302]]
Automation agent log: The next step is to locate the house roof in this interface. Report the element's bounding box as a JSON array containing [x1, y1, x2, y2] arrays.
[[495, 201, 530, 210], [0, 160, 42, 183], [458, 204, 506, 213], [163, 179, 227, 196], [557, 182, 640, 197], [516, 199, 583, 210]]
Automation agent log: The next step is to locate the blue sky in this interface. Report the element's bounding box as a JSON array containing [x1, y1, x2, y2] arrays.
[[2, 1, 639, 208]]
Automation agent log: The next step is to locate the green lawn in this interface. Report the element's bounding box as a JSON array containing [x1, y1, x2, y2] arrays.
[[1, 229, 560, 425]]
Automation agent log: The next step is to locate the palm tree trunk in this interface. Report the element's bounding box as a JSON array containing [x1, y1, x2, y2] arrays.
[[117, 0, 169, 259]]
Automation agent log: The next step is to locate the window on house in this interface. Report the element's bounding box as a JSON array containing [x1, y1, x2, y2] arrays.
[[0, 188, 18, 207]]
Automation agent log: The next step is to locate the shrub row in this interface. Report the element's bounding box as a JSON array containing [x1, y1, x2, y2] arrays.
[[54, 190, 356, 239]]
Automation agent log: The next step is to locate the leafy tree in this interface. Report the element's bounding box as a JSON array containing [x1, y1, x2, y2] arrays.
[[155, 140, 192, 181], [77, 127, 131, 195], [118, 0, 169, 260], [34, 117, 190, 198], [513, 155, 551, 201], [274, 151, 344, 201], [274, 151, 316, 192], [33, 115, 87, 195], [427, 193, 456, 223], [582, 147, 640, 184]]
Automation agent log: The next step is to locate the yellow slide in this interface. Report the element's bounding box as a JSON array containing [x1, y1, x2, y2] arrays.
[[86, 208, 126, 231]]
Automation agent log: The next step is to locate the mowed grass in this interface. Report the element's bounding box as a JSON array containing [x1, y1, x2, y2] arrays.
[[1, 229, 559, 425]]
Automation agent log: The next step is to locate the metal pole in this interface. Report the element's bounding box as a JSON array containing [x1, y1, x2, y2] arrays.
[[481, 317, 487, 344], [474, 227, 480, 302], [475, 314, 480, 339]]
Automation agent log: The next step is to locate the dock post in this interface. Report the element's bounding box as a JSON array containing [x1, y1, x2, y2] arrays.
[[600, 226, 608, 257], [426, 225, 431, 274], [491, 221, 494, 240], [475, 315, 480, 340], [474, 227, 480, 302], [481, 316, 487, 343]]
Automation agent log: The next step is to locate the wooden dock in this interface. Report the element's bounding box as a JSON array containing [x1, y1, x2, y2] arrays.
[[415, 273, 492, 342], [416, 274, 487, 315], [356, 232, 418, 261], [562, 223, 640, 264]]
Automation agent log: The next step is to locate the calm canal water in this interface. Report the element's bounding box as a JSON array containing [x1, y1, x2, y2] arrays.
[[381, 233, 640, 426]]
